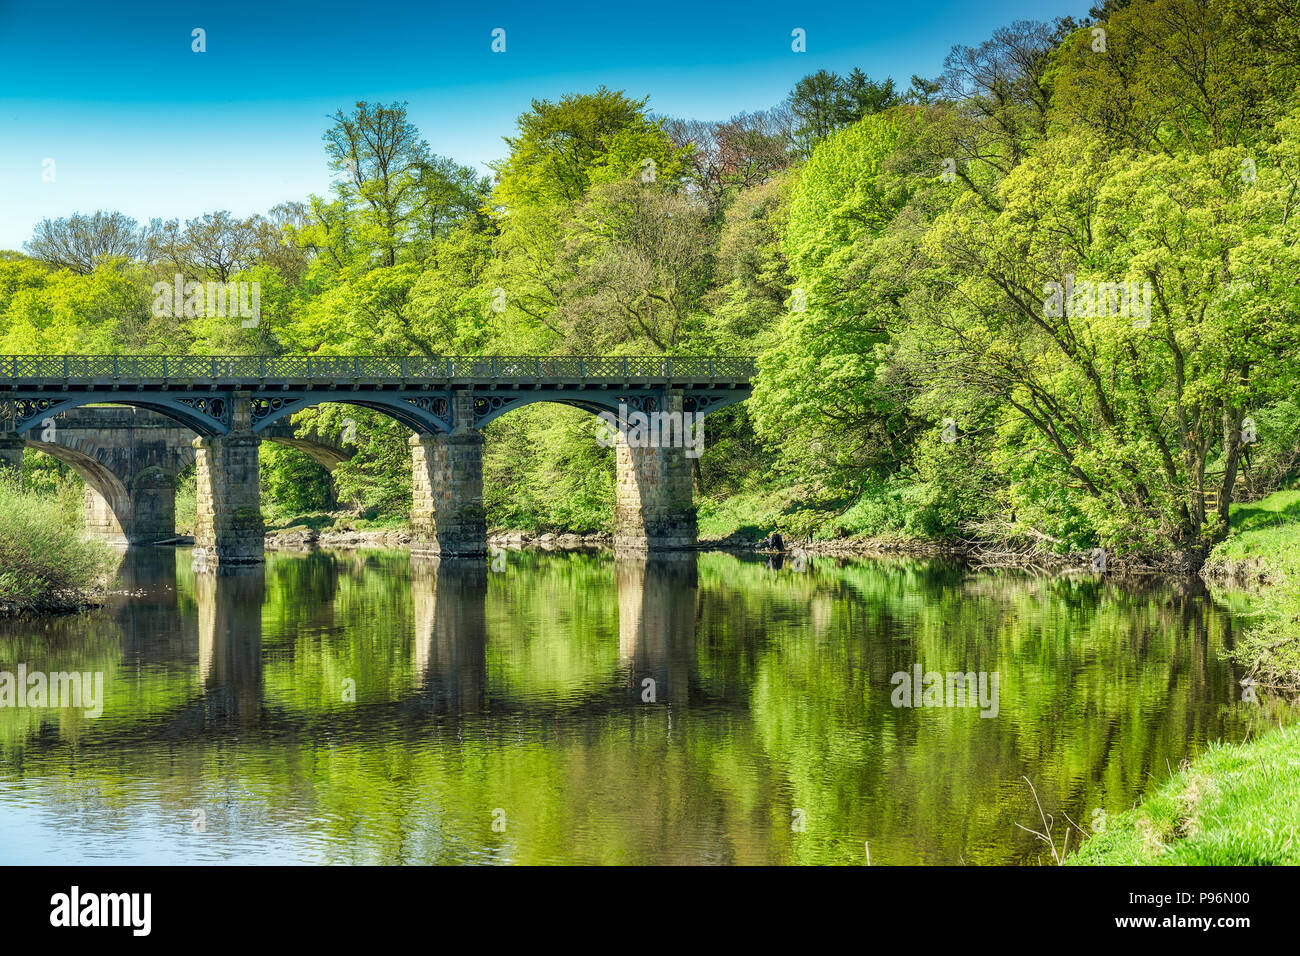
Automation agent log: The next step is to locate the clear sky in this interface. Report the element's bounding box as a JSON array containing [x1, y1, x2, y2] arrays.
[[0, 0, 1088, 251]]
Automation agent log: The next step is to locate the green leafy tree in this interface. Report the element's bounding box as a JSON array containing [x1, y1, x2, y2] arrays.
[[490, 88, 685, 210], [912, 122, 1300, 546], [750, 111, 921, 505], [322, 101, 432, 268]]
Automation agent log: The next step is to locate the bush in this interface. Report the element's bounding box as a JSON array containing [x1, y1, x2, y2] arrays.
[[0, 475, 116, 612]]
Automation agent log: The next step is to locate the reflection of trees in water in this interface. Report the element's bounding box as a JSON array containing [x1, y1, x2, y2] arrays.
[[729, 556, 1249, 864], [0, 550, 1260, 864], [0, 610, 127, 753]]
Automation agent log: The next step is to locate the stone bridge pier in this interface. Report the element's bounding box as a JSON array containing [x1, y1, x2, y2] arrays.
[[192, 393, 265, 569], [612, 391, 698, 552], [411, 393, 488, 558]]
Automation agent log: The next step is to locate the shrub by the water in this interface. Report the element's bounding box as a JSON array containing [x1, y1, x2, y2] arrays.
[[0, 475, 116, 613]]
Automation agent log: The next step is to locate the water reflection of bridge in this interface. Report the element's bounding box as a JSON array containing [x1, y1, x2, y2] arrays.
[[103, 548, 707, 735]]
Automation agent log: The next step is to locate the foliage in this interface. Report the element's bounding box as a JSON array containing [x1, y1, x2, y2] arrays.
[[260, 443, 334, 519], [0, 474, 116, 612], [750, 111, 920, 505]]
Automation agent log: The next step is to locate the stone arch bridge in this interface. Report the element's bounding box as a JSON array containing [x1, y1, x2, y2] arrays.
[[0, 406, 349, 546], [0, 355, 753, 566]]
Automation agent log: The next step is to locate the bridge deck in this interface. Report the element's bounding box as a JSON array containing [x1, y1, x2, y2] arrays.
[[0, 354, 755, 388]]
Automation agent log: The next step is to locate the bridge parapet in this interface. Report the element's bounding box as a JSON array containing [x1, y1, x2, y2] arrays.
[[0, 354, 753, 437], [0, 354, 755, 384]]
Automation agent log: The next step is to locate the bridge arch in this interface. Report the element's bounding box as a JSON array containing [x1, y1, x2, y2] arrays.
[[21, 439, 135, 543], [244, 387, 748, 437], [18, 408, 199, 544], [10, 394, 234, 437], [470, 388, 749, 430], [263, 435, 351, 472], [249, 394, 452, 436]]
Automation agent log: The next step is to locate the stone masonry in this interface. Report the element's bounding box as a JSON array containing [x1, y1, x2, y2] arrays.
[[411, 392, 487, 557], [3, 409, 192, 545], [193, 392, 265, 568], [612, 390, 698, 551]]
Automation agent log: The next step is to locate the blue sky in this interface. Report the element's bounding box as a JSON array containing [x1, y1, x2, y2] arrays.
[[0, 0, 1088, 250]]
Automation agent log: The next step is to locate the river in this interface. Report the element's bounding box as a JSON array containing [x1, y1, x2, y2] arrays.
[[0, 547, 1256, 864]]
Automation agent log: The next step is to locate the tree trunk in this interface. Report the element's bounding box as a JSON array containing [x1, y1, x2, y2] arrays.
[[1218, 408, 1245, 527]]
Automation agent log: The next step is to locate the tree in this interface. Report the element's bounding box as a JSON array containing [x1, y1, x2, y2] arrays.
[[252, 201, 314, 286], [847, 69, 898, 118], [664, 108, 794, 216], [939, 20, 1062, 175], [488, 89, 690, 348], [558, 179, 712, 352], [491, 87, 686, 210], [323, 101, 431, 267], [288, 263, 431, 356], [750, 111, 921, 501], [706, 173, 796, 349], [905, 75, 943, 105], [1052, 0, 1296, 154], [153, 210, 260, 282], [788, 70, 853, 154], [788, 70, 899, 156], [910, 122, 1300, 545], [411, 156, 490, 249], [0, 266, 152, 353], [24, 211, 152, 274]]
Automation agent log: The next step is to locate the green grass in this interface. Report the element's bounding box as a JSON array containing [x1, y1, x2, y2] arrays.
[[1068, 722, 1300, 865], [697, 479, 949, 543], [697, 488, 787, 541], [1211, 488, 1300, 569], [1225, 488, 1300, 529]]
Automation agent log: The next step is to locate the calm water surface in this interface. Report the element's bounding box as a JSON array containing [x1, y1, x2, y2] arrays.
[[0, 547, 1259, 864]]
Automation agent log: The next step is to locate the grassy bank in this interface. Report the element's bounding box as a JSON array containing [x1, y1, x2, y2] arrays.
[[1069, 488, 1300, 864], [1067, 722, 1300, 865], [0, 475, 116, 614]]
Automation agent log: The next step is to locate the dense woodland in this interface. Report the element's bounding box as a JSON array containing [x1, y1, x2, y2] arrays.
[[5, 0, 1300, 554]]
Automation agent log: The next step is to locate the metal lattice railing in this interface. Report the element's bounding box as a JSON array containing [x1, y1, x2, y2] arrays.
[[0, 355, 756, 382]]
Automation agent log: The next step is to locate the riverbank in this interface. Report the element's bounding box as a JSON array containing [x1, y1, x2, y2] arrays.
[[259, 516, 1207, 575], [1200, 490, 1300, 691], [1068, 489, 1300, 864]]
